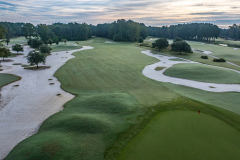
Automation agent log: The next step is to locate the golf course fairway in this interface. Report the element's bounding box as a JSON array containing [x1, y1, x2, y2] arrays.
[[5, 38, 240, 160], [119, 110, 240, 160]]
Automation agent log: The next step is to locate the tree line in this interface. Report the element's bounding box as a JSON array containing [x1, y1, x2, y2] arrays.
[[148, 23, 220, 41], [0, 22, 93, 45], [95, 19, 148, 41], [220, 24, 240, 40], [2, 20, 236, 44]]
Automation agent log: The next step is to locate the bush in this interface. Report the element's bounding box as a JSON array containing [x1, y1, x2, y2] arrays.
[[171, 41, 192, 53], [201, 55, 208, 59], [152, 38, 169, 51], [213, 58, 226, 62], [138, 37, 144, 43], [173, 37, 183, 42], [40, 45, 52, 54], [28, 39, 43, 49]]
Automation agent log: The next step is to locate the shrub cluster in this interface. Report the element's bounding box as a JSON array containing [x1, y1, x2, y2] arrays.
[[213, 58, 226, 62], [201, 55, 208, 59]]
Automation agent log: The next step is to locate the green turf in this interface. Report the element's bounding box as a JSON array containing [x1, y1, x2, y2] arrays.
[[7, 37, 27, 45], [164, 63, 240, 84], [119, 110, 240, 160], [51, 42, 82, 52], [0, 73, 20, 88], [5, 37, 180, 160], [6, 37, 240, 160]]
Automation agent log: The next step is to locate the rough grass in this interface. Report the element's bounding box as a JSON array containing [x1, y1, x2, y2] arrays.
[[164, 63, 240, 84], [119, 102, 240, 160], [0, 73, 21, 88]]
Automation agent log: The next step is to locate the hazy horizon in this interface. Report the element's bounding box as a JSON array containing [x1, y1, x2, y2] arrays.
[[0, 0, 240, 28]]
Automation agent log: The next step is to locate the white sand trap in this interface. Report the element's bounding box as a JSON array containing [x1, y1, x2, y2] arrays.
[[142, 50, 240, 92], [0, 46, 93, 159], [219, 44, 228, 47], [105, 41, 115, 44], [234, 48, 239, 50]]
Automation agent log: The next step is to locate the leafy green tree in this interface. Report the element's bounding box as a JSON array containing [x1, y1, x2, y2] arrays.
[[28, 39, 43, 49], [39, 45, 52, 54], [52, 36, 59, 45], [27, 51, 46, 68], [12, 44, 23, 54], [48, 39, 53, 46], [152, 38, 169, 51], [0, 47, 11, 61], [173, 37, 183, 42], [22, 23, 38, 39], [5, 38, 10, 45], [0, 26, 6, 42], [138, 37, 144, 43], [171, 41, 192, 54]]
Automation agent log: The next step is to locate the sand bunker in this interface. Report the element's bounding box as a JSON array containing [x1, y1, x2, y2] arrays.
[[0, 46, 93, 159], [142, 50, 240, 92]]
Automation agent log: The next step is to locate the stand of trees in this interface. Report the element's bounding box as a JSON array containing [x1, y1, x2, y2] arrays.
[[220, 24, 240, 40], [148, 23, 220, 41], [0, 22, 25, 40], [96, 19, 148, 41]]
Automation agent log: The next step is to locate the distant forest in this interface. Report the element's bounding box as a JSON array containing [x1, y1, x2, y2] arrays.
[[0, 20, 240, 44]]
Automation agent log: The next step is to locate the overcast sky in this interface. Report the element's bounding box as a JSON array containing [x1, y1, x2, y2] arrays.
[[0, 0, 240, 28]]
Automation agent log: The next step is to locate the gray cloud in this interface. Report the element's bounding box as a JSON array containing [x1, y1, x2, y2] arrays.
[[0, 0, 239, 28]]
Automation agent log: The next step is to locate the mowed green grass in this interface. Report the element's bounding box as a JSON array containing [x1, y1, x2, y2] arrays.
[[0, 73, 20, 88], [6, 37, 240, 160], [119, 110, 240, 160], [5, 38, 180, 160], [164, 63, 240, 84], [7, 36, 27, 45], [51, 42, 82, 52]]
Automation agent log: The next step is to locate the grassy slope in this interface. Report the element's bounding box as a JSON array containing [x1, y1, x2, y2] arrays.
[[164, 63, 240, 84], [0, 73, 20, 88], [120, 110, 240, 160], [5, 38, 179, 160]]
